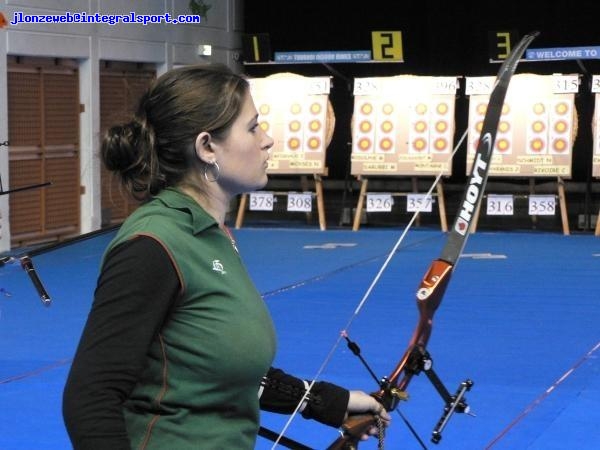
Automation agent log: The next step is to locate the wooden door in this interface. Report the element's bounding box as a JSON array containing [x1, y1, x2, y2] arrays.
[[7, 57, 80, 246]]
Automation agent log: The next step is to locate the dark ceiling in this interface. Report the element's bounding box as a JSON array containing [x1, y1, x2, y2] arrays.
[[243, 0, 600, 182], [244, 0, 600, 75]]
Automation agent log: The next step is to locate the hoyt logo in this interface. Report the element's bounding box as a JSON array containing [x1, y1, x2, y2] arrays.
[[454, 133, 493, 236]]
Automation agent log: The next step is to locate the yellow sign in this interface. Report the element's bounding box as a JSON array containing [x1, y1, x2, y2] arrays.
[[242, 33, 271, 62], [488, 30, 518, 61], [495, 32, 512, 59], [371, 31, 403, 61]]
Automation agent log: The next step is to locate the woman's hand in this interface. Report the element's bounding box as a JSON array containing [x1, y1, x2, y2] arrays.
[[346, 390, 391, 441]]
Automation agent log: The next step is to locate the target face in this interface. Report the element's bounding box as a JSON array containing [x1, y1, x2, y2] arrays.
[[466, 74, 576, 177], [351, 76, 457, 176], [249, 74, 332, 174]]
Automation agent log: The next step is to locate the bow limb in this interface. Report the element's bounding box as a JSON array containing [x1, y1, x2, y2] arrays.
[[327, 30, 539, 449]]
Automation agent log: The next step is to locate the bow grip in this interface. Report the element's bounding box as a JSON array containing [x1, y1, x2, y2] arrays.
[[326, 414, 377, 450]]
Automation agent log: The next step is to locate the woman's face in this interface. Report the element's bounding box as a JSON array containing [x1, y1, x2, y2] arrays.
[[214, 91, 273, 196]]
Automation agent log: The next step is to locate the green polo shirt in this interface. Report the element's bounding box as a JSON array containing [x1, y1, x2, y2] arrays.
[[105, 188, 277, 449]]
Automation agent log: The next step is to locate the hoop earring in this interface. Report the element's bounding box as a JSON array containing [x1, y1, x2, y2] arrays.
[[204, 161, 220, 182]]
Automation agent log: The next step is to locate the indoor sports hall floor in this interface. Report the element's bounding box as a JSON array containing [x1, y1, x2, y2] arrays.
[[1, 225, 599, 449]]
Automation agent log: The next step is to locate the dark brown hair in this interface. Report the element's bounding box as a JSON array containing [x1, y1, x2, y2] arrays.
[[101, 64, 249, 200]]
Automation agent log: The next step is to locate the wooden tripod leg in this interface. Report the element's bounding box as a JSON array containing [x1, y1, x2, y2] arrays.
[[557, 177, 570, 235], [314, 174, 326, 231], [436, 181, 448, 232], [353, 178, 368, 231], [235, 193, 248, 229]]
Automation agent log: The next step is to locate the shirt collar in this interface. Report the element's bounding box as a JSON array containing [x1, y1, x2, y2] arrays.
[[155, 187, 217, 234]]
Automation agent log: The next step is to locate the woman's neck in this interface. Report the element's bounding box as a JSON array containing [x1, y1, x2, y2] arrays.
[[177, 183, 229, 225]]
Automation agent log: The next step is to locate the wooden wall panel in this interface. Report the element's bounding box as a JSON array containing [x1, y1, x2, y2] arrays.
[[7, 159, 44, 236], [7, 58, 80, 245], [8, 72, 41, 147], [45, 155, 79, 232], [44, 73, 79, 146]]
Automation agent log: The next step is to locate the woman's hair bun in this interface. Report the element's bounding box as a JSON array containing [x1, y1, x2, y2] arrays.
[[101, 120, 142, 173]]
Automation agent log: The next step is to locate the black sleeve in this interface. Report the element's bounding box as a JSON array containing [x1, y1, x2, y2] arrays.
[[62, 236, 181, 450], [259, 368, 350, 428]]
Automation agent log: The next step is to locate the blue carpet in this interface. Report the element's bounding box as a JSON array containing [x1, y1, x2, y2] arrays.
[[1, 227, 599, 449]]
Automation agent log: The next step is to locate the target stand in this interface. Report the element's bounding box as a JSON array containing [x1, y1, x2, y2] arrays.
[[351, 176, 448, 232], [234, 174, 327, 231], [469, 177, 570, 235], [349, 75, 458, 232]]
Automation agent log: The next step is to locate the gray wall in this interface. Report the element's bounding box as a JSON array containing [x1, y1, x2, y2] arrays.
[[0, 0, 244, 251]]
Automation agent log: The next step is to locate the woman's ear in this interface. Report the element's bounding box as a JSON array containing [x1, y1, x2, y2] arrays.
[[194, 131, 215, 164]]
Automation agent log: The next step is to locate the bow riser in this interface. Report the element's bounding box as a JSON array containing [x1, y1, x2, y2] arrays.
[[372, 260, 455, 409]]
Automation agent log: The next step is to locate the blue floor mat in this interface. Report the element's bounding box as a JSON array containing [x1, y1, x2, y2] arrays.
[[1, 227, 599, 449]]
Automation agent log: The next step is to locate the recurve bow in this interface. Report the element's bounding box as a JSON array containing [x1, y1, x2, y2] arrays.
[[327, 31, 539, 450]]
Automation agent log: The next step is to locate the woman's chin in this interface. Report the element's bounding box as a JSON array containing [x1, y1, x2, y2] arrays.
[[257, 175, 269, 189], [238, 176, 268, 195]]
